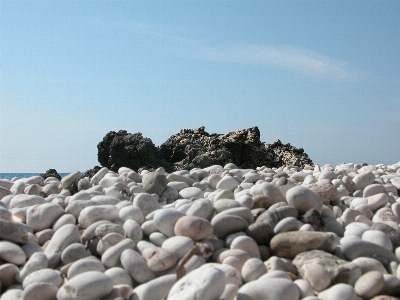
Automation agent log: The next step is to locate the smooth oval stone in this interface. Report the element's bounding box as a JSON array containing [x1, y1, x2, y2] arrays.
[[119, 206, 144, 224], [23, 282, 58, 300], [61, 243, 91, 265], [352, 171, 375, 190], [303, 263, 331, 292], [352, 257, 388, 275], [270, 231, 338, 259], [141, 220, 158, 236], [120, 248, 157, 283], [237, 278, 299, 300], [133, 193, 162, 217], [362, 230, 393, 251], [142, 247, 177, 272], [214, 189, 235, 201], [230, 236, 261, 259], [274, 216, 301, 234], [179, 186, 204, 199], [52, 214, 76, 231], [162, 236, 194, 260], [132, 274, 176, 300], [167, 181, 189, 192], [218, 207, 253, 225], [217, 249, 251, 265], [286, 186, 323, 214], [67, 257, 105, 279], [153, 208, 185, 238], [216, 176, 239, 191], [80, 220, 112, 246], [17, 252, 48, 283], [0, 288, 24, 300], [57, 271, 113, 300], [318, 283, 357, 300], [104, 267, 133, 286], [167, 173, 196, 186], [344, 222, 370, 237], [341, 238, 399, 266], [174, 215, 214, 241], [64, 200, 97, 219], [149, 232, 168, 247], [246, 221, 275, 245], [186, 198, 214, 221], [101, 238, 135, 268], [78, 205, 119, 228], [97, 233, 125, 256], [354, 271, 384, 298], [363, 184, 387, 198], [9, 194, 46, 209], [0, 219, 29, 244], [367, 193, 390, 212], [61, 171, 81, 189], [241, 257, 267, 282], [0, 241, 26, 265], [294, 279, 314, 298], [223, 255, 244, 272], [123, 219, 143, 244], [167, 264, 226, 300], [22, 268, 62, 289], [211, 214, 248, 239], [214, 199, 243, 213], [44, 224, 81, 268], [0, 263, 19, 288], [26, 203, 65, 232]]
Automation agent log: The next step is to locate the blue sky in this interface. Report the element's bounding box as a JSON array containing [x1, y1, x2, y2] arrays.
[[1, 0, 399, 172]]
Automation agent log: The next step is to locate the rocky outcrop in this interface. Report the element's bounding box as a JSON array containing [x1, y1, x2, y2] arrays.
[[160, 126, 269, 170], [97, 126, 313, 172], [160, 126, 313, 170], [97, 130, 171, 172], [80, 166, 102, 179], [40, 169, 62, 181]]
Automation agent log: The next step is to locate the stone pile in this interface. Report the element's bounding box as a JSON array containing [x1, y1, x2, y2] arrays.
[[0, 161, 400, 300]]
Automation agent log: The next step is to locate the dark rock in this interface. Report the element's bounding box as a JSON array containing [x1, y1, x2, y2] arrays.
[[80, 166, 102, 179], [159, 126, 313, 171], [300, 209, 327, 232], [40, 169, 61, 181], [97, 130, 171, 172], [97, 126, 314, 172]]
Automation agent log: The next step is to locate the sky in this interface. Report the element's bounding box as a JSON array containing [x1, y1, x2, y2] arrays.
[[1, 0, 399, 172]]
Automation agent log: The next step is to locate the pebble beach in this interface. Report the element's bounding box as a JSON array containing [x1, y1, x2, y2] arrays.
[[1, 162, 400, 300]]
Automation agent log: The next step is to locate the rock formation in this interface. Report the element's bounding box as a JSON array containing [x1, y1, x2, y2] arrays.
[[40, 169, 62, 181], [97, 126, 313, 172], [97, 130, 170, 172]]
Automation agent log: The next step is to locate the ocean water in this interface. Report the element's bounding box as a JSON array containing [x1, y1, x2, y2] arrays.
[[0, 173, 70, 180]]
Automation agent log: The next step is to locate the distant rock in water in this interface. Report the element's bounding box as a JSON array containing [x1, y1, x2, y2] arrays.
[[40, 169, 62, 180], [97, 126, 313, 172], [80, 166, 102, 179]]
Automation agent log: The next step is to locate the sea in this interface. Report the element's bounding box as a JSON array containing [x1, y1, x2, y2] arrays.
[[0, 173, 70, 181]]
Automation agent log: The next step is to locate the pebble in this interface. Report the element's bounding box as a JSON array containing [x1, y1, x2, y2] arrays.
[[167, 264, 226, 299], [57, 271, 113, 300], [354, 270, 385, 298], [318, 283, 357, 300], [270, 231, 338, 259], [237, 277, 299, 300], [286, 185, 323, 214], [0, 240, 26, 265], [0, 162, 399, 299]]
